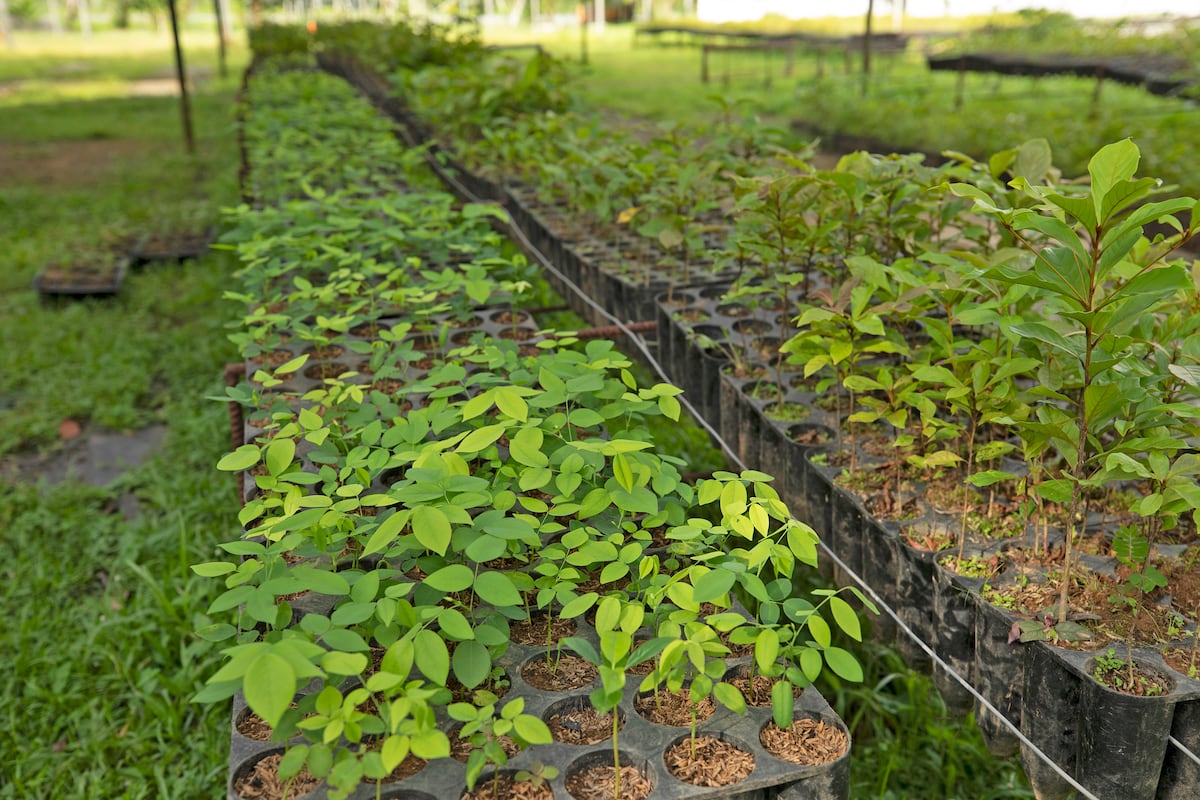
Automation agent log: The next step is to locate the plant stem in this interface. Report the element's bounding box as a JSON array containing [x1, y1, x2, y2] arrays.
[[611, 712, 620, 800]]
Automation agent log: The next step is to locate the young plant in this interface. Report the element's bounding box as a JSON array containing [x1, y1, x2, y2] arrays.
[[450, 697, 554, 795], [951, 138, 1198, 623], [562, 597, 670, 800]]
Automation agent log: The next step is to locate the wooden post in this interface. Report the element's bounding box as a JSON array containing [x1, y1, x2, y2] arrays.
[[167, 0, 196, 155], [579, 4, 588, 65], [1091, 66, 1104, 119], [213, 0, 228, 80], [861, 0, 874, 96], [593, 0, 604, 32], [784, 40, 794, 78], [701, 43, 709, 83]]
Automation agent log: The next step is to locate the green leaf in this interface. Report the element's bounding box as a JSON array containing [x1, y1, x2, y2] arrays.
[[561, 636, 600, 666], [755, 627, 780, 673], [217, 445, 260, 472], [321, 651, 368, 676], [414, 629, 450, 685], [412, 505, 452, 555], [495, 388, 529, 422], [692, 568, 736, 604], [828, 596, 861, 642], [474, 571, 523, 608], [265, 438, 295, 476], [424, 564, 474, 593], [191, 561, 236, 578], [771, 679, 794, 729], [560, 592, 599, 619], [808, 615, 832, 648], [513, 714, 554, 745], [824, 646, 864, 682], [451, 640, 490, 689], [458, 424, 505, 454], [291, 566, 350, 596], [437, 607, 475, 640], [243, 652, 295, 729], [1088, 139, 1140, 219], [713, 681, 746, 713], [274, 354, 309, 375], [613, 453, 634, 493], [509, 427, 547, 467], [362, 510, 411, 557]]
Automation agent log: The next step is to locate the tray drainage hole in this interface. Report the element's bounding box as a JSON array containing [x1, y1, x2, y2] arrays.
[[759, 713, 850, 766], [545, 695, 626, 745], [564, 749, 654, 800], [521, 651, 599, 692], [664, 732, 756, 787]]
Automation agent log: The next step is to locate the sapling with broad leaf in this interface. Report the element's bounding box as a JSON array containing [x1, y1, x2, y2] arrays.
[[951, 138, 1198, 623]]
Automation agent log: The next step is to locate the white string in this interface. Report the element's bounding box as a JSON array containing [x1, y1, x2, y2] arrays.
[[1170, 735, 1200, 769], [362, 74, 1105, 800]]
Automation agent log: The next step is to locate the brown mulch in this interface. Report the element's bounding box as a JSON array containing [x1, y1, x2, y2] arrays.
[[236, 710, 277, 742], [727, 674, 799, 707], [522, 655, 599, 691], [1162, 647, 1200, 679], [232, 754, 320, 799], [760, 719, 849, 766], [634, 689, 715, 727], [548, 707, 621, 745], [249, 349, 297, 367], [303, 362, 348, 380], [510, 615, 576, 647], [451, 731, 519, 763], [664, 736, 755, 786], [461, 772, 553, 800], [380, 753, 426, 782], [302, 344, 345, 360], [564, 765, 652, 800]]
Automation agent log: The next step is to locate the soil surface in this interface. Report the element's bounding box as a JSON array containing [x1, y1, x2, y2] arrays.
[[634, 688, 715, 727], [760, 719, 848, 766], [564, 765, 652, 800], [1, 424, 166, 518], [232, 753, 320, 800], [664, 736, 755, 786], [461, 772, 552, 800]]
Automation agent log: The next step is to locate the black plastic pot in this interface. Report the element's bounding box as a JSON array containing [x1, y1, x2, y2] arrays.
[[972, 599, 1022, 757], [859, 517, 901, 645], [1159, 693, 1200, 799], [1020, 641, 1083, 800], [1074, 653, 1176, 800], [931, 553, 981, 715]]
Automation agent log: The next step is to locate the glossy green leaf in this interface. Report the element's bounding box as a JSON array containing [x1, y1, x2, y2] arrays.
[[243, 652, 295, 729]]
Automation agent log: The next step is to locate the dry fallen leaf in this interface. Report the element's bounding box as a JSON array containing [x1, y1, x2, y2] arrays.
[[59, 419, 81, 440]]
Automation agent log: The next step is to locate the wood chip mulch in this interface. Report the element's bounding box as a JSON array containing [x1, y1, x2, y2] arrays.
[[233, 754, 321, 799], [634, 688, 715, 726], [451, 731, 519, 763], [548, 707, 620, 745], [236, 711, 275, 741], [522, 655, 599, 691], [460, 772, 552, 800], [564, 765, 652, 800], [664, 736, 755, 786], [727, 674, 798, 707], [760, 719, 849, 766], [510, 615, 576, 646], [380, 752, 426, 782]]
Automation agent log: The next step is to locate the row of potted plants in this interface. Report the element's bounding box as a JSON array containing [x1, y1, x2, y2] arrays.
[[295, 19, 1200, 800], [193, 51, 865, 800]]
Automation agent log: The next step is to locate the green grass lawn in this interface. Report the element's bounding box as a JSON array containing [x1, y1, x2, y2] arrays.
[[0, 26, 248, 798], [484, 23, 1200, 196]]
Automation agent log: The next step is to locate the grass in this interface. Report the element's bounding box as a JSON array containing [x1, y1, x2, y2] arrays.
[[483, 22, 1200, 196], [0, 24, 247, 798]]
